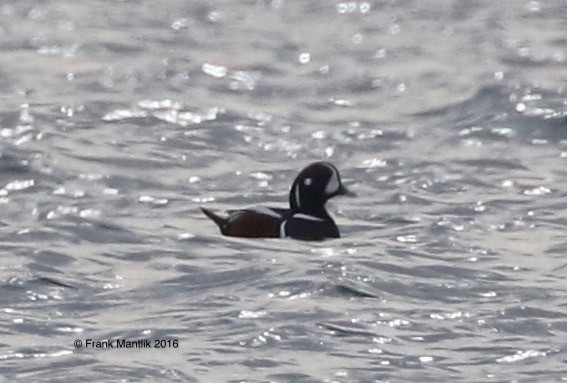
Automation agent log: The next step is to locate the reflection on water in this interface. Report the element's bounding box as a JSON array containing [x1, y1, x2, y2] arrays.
[[0, 0, 566, 382]]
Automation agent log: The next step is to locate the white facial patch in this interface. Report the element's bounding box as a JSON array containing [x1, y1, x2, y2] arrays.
[[324, 167, 340, 195], [304, 178, 312, 186]]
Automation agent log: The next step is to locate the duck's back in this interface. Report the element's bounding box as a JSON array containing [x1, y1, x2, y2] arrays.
[[209, 206, 286, 238]]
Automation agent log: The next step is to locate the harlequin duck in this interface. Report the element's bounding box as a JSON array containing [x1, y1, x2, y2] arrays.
[[201, 162, 354, 240]]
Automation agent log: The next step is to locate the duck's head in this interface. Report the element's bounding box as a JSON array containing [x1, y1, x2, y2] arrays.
[[289, 162, 354, 213]]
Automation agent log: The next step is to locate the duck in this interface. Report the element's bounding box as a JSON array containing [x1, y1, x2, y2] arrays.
[[201, 162, 354, 240]]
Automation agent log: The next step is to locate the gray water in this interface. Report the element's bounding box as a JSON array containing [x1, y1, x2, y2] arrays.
[[1, 1, 566, 382]]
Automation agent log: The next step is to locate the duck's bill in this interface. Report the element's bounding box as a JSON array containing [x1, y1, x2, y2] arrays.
[[338, 184, 356, 197]]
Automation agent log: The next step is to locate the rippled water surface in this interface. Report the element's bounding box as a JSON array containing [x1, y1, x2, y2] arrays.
[[1, 1, 566, 382]]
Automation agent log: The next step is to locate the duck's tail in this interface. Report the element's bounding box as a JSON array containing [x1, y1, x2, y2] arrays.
[[200, 207, 226, 229]]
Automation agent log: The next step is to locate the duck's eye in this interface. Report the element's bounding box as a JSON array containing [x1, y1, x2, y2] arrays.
[[304, 178, 312, 186]]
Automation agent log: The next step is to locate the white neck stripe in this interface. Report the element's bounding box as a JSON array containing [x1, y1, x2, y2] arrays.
[[294, 184, 301, 208]]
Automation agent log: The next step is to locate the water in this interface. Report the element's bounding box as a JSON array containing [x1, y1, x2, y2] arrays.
[[1, 0, 566, 382]]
